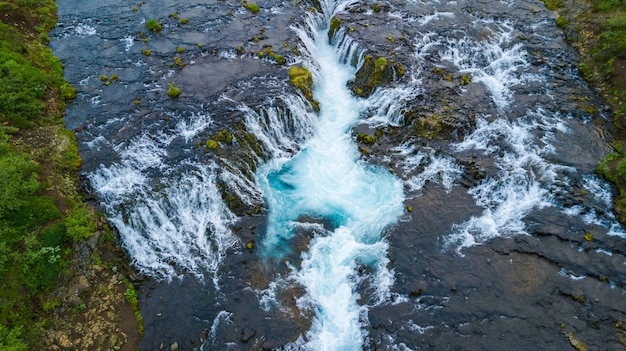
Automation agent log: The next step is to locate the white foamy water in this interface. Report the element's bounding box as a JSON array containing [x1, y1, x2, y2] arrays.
[[88, 114, 240, 281], [438, 20, 535, 110], [254, 0, 405, 348], [392, 143, 462, 195], [446, 111, 571, 252]]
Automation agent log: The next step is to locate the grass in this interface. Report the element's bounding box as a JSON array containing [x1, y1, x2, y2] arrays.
[[0, 0, 104, 349]]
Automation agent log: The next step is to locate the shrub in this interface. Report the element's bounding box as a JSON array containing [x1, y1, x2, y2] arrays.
[[64, 201, 96, 241], [0, 145, 41, 218]]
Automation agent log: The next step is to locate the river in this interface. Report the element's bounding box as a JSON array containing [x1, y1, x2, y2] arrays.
[[51, 0, 626, 349]]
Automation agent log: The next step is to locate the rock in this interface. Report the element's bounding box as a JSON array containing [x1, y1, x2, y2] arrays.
[[170, 341, 179, 351], [56, 332, 73, 348], [241, 327, 256, 343], [68, 275, 91, 295], [350, 55, 404, 97]]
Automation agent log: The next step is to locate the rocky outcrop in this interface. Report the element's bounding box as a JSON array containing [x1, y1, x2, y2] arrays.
[[350, 55, 405, 97]]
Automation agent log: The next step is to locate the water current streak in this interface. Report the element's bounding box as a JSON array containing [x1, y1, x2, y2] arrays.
[[256, 0, 404, 349]]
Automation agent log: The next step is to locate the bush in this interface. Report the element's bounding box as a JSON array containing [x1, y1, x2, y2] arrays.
[[64, 201, 96, 241], [0, 142, 41, 218]]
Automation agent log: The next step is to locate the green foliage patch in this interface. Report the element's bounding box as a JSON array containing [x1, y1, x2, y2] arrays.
[[0, 1, 97, 348]]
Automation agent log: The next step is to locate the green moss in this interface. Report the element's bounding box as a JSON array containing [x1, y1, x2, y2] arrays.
[[556, 16, 568, 28], [141, 49, 151, 56], [173, 56, 184, 67], [352, 56, 403, 97], [460, 74, 471, 86], [275, 54, 286, 65], [166, 83, 181, 98], [214, 129, 233, 143], [413, 113, 446, 139], [288, 66, 316, 107], [541, 0, 562, 11], [179, 18, 189, 24], [145, 19, 162, 32], [205, 139, 219, 150], [356, 132, 376, 144], [578, 62, 592, 81], [372, 3, 382, 12], [243, 3, 260, 13], [329, 16, 342, 37], [60, 83, 76, 100], [176, 47, 184, 53]]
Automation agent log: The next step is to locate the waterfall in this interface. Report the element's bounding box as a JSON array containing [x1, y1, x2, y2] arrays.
[[253, 0, 405, 348]]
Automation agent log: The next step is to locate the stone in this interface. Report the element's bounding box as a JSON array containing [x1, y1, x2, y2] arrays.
[[241, 327, 256, 343], [171, 341, 179, 351]]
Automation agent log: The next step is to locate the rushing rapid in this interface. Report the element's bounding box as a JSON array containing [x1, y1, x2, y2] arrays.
[[255, 1, 405, 348]]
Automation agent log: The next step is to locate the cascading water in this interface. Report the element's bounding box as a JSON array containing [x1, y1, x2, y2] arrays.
[[255, 1, 405, 348], [50, 0, 626, 349]]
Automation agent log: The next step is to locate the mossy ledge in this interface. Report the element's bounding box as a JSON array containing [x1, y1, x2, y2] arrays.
[[288, 66, 320, 111], [350, 55, 405, 98]]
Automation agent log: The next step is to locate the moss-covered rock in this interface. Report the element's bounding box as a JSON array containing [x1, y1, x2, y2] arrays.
[[166, 83, 181, 98], [351, 55, 404, 97], [288, 66, 319, 111], [243, 3, 260, 13], [145, 19, 162, 32], [356, 132, 376, 144], [329, 16, 342, 39], [205, 139, 219, 150]]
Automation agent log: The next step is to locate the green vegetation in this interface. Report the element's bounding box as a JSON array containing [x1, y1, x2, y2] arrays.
[[179, 18, 189, 25], [0, 1, 125, 347], [460, 74, 471, 86], [275, 54, 286, 65], [329, 16, 342, 37], [173, 56, 184, 67], [546, 1, 626, 225], [0, 12, 71, 127], [356, 132, 376, 144], [145, 18, 162, 32], [542, 0, 562, 11], [205, 139, 219, 150], [288, 66, 319, 111], [352, 55, 404, 97], [167, 83, 182, 98], [0, 2, 85, 348], [243, 3, 260, 13]]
